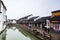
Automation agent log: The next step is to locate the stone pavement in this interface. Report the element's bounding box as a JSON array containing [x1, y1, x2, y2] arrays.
[[31, 27, 60, 40]]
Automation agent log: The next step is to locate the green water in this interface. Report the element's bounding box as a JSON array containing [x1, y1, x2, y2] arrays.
[[0, 25, 40, 40]]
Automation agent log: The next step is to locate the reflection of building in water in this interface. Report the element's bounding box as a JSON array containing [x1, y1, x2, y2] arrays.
[[0, 0, 7, 32], [2, 30, 6, 40], [12, 27, 16, 30], [51, 10, 60, 31], [0, 30, 6, 40]]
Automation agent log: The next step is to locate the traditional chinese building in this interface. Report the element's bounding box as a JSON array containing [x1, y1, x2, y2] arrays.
[[16, 14, 32, 29], [28, 16, 39, 28], [51, 10, 60, 31], [35, 16, 51, 29]]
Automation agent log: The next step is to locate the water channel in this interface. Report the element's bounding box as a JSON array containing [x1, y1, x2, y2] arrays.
[[0, 24, 40, 40]]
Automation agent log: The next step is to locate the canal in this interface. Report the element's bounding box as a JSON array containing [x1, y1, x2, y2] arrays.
[[0, 24, 41, 40]]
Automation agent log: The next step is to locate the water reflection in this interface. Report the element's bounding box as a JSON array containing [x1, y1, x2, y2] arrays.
[[6, 28, 31, 40], [2, 30, 6, 40], [0, 30, 6, 40], [0, 25, 40, 40]]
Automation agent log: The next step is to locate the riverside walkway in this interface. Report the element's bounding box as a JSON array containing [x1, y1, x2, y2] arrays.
[[19, 24, 60, 40], [30, 27, 60, 40]]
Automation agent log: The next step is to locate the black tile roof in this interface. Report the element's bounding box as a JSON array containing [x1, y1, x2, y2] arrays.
[[51, 16, 60, 21], [36, 16, 51, 23], [1, 0, 7, 10], [52, 10, 60, 13], [28, 16, 39, 20], [18, 14, 32, 20]]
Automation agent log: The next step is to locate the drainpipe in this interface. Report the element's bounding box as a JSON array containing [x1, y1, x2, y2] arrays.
[[0, 0, 1, 13], [33, 23, 35, 30]]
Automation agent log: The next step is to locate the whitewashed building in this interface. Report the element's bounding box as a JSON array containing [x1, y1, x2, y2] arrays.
[[0, 0, 7, 32]]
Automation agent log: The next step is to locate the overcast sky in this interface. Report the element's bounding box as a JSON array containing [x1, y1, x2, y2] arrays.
[[2, 0, 60, 19]]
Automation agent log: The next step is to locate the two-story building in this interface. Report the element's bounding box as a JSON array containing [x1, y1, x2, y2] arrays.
[[51, 10, 60, 32]]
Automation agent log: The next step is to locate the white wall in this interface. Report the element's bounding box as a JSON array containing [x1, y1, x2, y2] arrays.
[[0, 14, 3, 31], [0, 2, 6, 32], [1, 3, 6, 21], [45, 20, 50, 28]]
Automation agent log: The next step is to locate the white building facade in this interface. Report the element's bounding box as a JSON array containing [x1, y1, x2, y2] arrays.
[[0, 0, 7, 32]]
